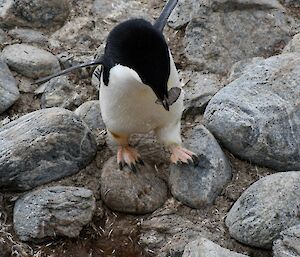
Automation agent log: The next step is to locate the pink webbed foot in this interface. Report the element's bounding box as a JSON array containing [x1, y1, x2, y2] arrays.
[[117, 145, 144, 172], [170, 145, 198, 166]]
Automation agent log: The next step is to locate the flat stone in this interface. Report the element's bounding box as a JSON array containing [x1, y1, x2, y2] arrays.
[[183, 238, 250, 257], [184, 0, 296, 74], [273, 224, 300, 257], [140, 210, 211, 257], [204, 53, 300, 171], [169, 125, 231, 208], [74, 101, 105, 131], [0, 61, 19, 114], [225, 172, 300, 249], [100, 157, 168, 214], [0, 108, 97, 191], [14, 186, 96, 241], [40, 76, 81, 109], [8, 28, 48, 45], [283, 33, 300, 53], [0, 0, 70, 29], [1, 44, 60, 79], [182, 71, 222, 116]]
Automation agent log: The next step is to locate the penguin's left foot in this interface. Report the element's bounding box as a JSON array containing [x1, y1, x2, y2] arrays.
[[170, 145, 198, 166], [117, 145, 144, 172]]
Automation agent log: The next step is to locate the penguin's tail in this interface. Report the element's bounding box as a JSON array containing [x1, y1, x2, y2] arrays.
[[33, 57, 104, 85], [154, 0, 178, 32]]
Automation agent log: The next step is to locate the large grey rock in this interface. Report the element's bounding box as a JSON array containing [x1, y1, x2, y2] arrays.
[[168, 0, 199, 29], [225, 172, 300, 249], [0, 0, 70, 29], [182, 71, 222, 116], [183, 238, 249, 257], [14, 186, 96, 241], [0, 61, 19, 114], [169, 125, 231, 208], [227, 57, 265, 83], [101, 157, 168, 214], [283, 33, 300, 53], [40, 77, 80, 109], [273, 224, 300, 257], [8, 28, 48, 45], [0, 108, 97, 191], [1, 44, 60, 79], [184, 0, 295, 74], [204, 53, 300, 171], [74, 101, 105, 131]]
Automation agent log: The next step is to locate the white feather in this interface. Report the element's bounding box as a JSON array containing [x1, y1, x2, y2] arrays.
[[99, 52, 184, 146]]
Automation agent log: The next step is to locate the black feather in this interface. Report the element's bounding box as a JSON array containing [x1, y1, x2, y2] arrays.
[[103, 19, 170, 101]]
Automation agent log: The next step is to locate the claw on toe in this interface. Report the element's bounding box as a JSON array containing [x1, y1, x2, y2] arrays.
[[170, 145, 198, 166], [117, 145, 143, 172]]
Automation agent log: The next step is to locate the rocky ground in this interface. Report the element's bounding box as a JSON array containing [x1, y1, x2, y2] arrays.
[[0, 0, 300, 257]]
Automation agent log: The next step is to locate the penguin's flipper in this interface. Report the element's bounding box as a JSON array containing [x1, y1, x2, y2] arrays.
[[155, 87, 181, 106], [33, 58, 104, 85], [154, 0, 178, 32]]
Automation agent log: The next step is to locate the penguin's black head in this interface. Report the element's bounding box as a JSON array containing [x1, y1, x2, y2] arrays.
[[103, 19, 171, 110]]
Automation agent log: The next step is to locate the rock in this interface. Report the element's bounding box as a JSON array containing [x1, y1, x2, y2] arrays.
[[183, 238, 249, 257], [14, 186, 96, 241], [0, 28, 8, 44], [0, 0, 70, 29], [0, 108, 97, 191], [140, 208, 212, 257], [227, 57, 265, 83], [40, 77, 81, 109], [273, 224, 300, 257], [74, 101, 105, 131], [100, 157, 168, 214], [8, 28, 48, 45], [91, 0, 122, 18], [204, 53, 300, 171], [49, 17, 103, 50], [1, 44, 60, 79], [184, 0, 296, 74], [225, 172, 300, 249], [169, 125, 231, 208], [17, 77, 38, 93], [106, 132, 168, 166], [283, 33, 300, 53], [168, 0, 199, 29], [0, 61, 19, 114], [182, 71, 222, 116]]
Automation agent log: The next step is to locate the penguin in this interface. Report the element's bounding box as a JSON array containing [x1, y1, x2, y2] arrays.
[[35, 0, 198, 171]]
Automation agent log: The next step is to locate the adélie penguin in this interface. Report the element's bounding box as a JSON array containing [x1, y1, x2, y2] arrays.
[[35, 0, 198, 171]]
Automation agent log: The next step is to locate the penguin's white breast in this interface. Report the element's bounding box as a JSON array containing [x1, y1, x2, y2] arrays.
[[99, 59, 183, 135]]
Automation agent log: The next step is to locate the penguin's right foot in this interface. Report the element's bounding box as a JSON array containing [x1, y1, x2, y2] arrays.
[[117, 145, 144, 172], [170, 145, 199, 166]]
